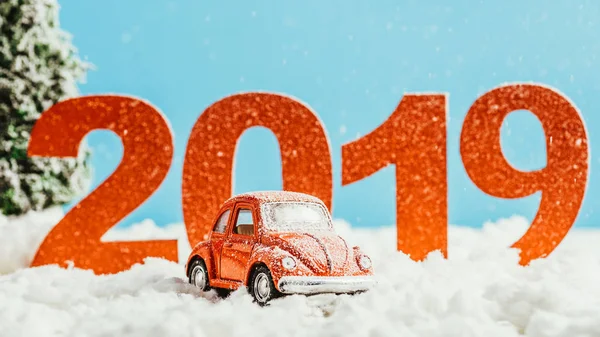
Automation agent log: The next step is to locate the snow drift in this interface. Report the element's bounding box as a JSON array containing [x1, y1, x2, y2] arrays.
[[1, 211, 600, 337]]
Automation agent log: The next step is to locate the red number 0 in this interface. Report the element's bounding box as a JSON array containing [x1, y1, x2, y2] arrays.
[[182, 93, 333, 246], [28, 96, 178, 274]]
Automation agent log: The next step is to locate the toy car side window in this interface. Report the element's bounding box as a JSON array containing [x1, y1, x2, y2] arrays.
[[213, 209, 231, 234], [233, 208, 254, 236]]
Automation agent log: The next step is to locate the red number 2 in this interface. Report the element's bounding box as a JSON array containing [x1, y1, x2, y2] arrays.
[[28, 96, 178, 274]]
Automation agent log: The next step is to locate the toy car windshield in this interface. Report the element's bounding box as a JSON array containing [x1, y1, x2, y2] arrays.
[[260, 202, 333, 233]]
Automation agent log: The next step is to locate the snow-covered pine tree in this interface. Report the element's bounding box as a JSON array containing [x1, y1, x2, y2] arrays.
[[0, 0, 91, 215]]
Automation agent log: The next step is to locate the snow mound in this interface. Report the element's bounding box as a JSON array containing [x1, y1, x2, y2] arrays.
[[1, 213, 600, 337], [0, 206, 63, 274]]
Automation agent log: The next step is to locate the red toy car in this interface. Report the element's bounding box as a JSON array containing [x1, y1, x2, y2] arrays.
[[185, 191, 375, 305]]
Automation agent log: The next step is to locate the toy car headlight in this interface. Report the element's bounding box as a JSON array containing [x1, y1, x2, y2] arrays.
[[358, 255, 372, 270], [281, 256, 296, 270]]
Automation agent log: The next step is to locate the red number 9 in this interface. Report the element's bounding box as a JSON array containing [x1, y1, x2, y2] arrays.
[[460, 84, 589, 265]]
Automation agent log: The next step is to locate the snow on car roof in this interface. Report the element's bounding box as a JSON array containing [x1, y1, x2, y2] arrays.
[[225, 191, 325, 205]]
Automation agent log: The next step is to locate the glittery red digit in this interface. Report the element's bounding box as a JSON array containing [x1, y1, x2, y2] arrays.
[[28, 96, 178, 274], [460, 84, 588, 265], [182, 93, 333, 246], [342, 94, 448, 261]]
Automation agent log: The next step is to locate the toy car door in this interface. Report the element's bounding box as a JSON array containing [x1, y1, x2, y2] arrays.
[[210, 207, 231, 279], [220, 202, 257, 282]]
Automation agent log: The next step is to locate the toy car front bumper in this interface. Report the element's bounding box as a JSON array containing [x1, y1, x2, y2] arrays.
[[277, 275, 376, 295]]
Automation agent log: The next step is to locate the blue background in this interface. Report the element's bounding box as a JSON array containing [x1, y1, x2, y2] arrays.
[[58, 0, 600, 229]]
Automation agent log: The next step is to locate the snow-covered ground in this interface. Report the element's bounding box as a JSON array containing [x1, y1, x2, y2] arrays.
[[1, 211, 600, 337]]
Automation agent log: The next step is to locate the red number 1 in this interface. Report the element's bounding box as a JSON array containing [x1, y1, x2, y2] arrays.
[[342, 94, 448, 260]]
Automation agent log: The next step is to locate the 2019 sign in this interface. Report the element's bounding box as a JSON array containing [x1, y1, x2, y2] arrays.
[[27, 83, 588, 275]]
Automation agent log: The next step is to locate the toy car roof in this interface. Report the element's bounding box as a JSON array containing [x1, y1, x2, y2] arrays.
[[224, 191, 325, 205]]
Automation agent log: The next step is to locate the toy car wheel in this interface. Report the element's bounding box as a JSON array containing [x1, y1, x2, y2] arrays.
[[189, 259, 210, 291], [249, 265, 280, 306]]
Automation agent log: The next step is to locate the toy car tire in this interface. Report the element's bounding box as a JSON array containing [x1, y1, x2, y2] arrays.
[[189, 259, 210, 291], [248, 265, 281, 306]]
